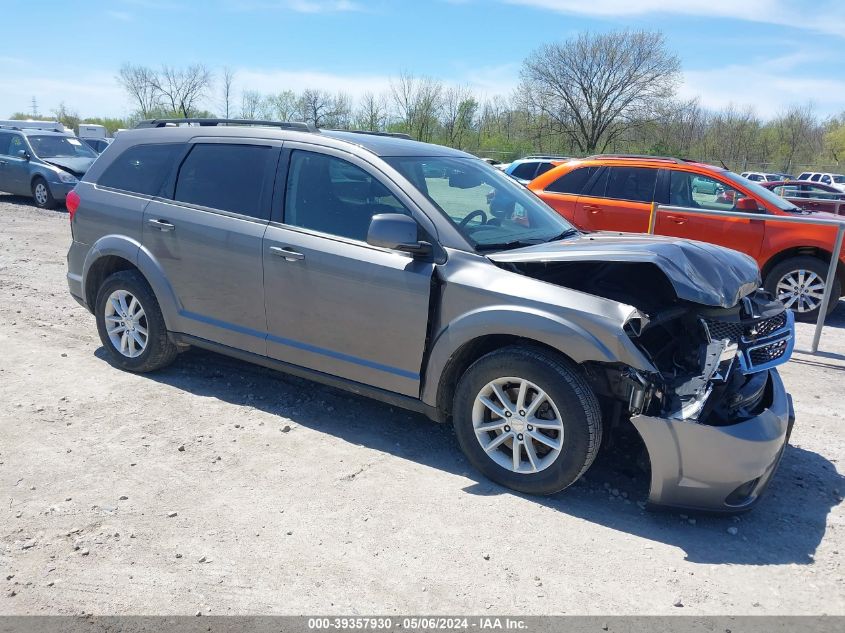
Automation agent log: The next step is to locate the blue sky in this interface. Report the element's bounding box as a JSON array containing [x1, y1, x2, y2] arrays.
[[2, 0, 844, 120]]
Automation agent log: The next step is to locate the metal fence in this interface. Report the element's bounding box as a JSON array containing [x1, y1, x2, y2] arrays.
[[646, 204, 845, 354]]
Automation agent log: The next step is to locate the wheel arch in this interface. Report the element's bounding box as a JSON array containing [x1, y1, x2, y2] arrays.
[[421, 306, 652, 422], [82, 236, 181, 328]]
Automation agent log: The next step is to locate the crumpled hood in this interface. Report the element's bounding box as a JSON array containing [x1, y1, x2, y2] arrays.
[[488, 232, 761, 308], [44, 156, 95, 177]]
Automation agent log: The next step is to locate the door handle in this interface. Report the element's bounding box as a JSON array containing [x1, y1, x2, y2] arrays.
[[0, 160, 7, 165], [583, 204, 602, 214], [664, 214, 687, 225], [269, 246, 305, 262], [147, 218, 175, 232]]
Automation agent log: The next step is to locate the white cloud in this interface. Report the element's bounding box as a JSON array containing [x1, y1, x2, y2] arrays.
[[106, 10, 133, 21], [505, 0, 845, 37], [222, 0, 363, 12], [0, 68, 130, 119], [678, 55, 845, 118]]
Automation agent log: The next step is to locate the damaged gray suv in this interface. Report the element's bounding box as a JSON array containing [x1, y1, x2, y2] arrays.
[[66, 119, 796, 513]]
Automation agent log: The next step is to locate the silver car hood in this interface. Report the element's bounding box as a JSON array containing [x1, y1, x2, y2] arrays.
[[487, 232, 761, 308]]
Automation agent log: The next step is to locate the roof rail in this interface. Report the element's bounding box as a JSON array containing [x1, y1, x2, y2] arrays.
[[585, 153, 683, 164], [337, 129, 413, 140], [134, 118, 314, 132], [0, 120, 66, 133], [523, 154, 572, 160]]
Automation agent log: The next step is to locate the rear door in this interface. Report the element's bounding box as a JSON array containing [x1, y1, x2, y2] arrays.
[[142, 138, 280, 354], [574, 165, 658, 232], [262, 145, 434, 396], [655, 170, 765, 260], [535, 165, 599, 225]]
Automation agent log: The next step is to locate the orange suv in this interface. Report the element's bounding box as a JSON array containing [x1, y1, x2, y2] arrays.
[[529, 155, 844, 321]]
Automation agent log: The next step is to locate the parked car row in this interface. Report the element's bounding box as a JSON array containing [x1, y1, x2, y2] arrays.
[[759, 180, 845, 215]]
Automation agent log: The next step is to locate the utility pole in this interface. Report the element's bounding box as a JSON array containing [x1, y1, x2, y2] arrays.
[[30, 96, 39, 118]]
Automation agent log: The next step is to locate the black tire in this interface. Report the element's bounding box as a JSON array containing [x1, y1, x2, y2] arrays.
[[31, 177, 57, 210], [764, 256, 841, 322], [452, 346, 602, 496], [94, 270, 178, 373]]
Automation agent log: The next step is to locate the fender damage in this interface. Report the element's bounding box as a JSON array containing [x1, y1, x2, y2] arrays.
[[491, 232, 796, 512]]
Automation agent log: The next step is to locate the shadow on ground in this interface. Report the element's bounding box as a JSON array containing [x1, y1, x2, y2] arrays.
[[95, 342, 843, 568]]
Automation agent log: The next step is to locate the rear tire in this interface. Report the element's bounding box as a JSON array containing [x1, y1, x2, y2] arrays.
[[764, 256, 841, 322], [94, 270, 178, 373], [452, 346, 602, 496], [31, 177, 57, 210]]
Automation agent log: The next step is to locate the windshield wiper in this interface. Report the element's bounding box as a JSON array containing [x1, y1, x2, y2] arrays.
[[475, 240, 539, 252], [545, 228, 581, 242]]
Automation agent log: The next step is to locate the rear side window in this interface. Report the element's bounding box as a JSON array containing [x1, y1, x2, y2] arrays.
[[174, 144, 274, 219], [510, 162, 538, 180], [545, 166, 598, 194], [604, 167, 657, 203], [535, 162, 555, 177], [98, 143, 183, 196]]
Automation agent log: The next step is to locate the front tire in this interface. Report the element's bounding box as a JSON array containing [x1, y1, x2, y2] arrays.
[[31, 177, 57, 210], [94, 270, 178, 372], [764, 256, 841, 322], [452, 346, 602, 496]]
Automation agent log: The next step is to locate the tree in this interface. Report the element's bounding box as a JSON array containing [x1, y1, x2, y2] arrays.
[[354, 92, 388, 131], [117, 63, 161, 119], [296, 89, 335, 128], [770, 104, 818, 173], [390, 72, 443, 141], [240, 90, 265, 119], [519, 30, 680, 153], [441, 85, 477, 148], [266, 90, 299, 122], [220, 67, 235, 119], [150, 64, 213, 118], [51, 103, 81, 132]]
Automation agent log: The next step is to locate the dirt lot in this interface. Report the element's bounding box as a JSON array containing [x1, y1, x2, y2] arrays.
[[1, 195, 844, 616]]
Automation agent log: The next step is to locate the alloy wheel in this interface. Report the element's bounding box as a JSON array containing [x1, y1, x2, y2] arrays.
[[471, 377, 564, 474], [104, 289, 148, 358], [34, 182, 49, 206], [776, 269, 826, 313]]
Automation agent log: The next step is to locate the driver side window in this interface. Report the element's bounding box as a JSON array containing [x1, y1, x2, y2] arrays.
[[284, 150, 410, 242], [670, 172, 741, 211]]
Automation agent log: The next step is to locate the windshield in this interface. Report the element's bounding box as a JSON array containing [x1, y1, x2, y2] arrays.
[[721, 171, 801, 212], [27, 135, 97, 159], [385, 156, 575, 249]]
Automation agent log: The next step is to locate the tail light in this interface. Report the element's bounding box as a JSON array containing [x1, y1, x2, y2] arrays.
[[66, 190, 80, 221]]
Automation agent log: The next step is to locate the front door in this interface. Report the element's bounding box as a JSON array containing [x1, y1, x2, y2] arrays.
[[142, 139, 280, 354], [655, 170, 765, 261], [263, 146, 433, 396]]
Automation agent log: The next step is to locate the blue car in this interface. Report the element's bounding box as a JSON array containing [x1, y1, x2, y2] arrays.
[[0, 121, 98, 209]]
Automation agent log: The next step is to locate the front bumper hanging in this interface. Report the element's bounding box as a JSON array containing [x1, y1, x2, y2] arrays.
[[631, 369, 794, 513]]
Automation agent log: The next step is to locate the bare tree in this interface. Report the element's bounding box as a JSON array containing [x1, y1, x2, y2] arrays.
[[390, 71, 443, 141], [441, 85, 477, 148], [240, 90, 265, 119], [771, 104, 818, 173], [150, 64, 212, 118], [355, 92, 388, 131], [266, 90, 299, 121], [519, 30, 680, 153], [117, 63, 161, 118], [220, 67, 235, 119], [297, 89, 335, 128]]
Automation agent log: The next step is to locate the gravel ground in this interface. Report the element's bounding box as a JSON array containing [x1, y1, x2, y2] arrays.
[[1, 194, 844, 616]]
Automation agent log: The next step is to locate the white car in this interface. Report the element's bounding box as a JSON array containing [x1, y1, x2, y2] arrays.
[[796, 172, 845, 192], [741, 171, 782, 182]]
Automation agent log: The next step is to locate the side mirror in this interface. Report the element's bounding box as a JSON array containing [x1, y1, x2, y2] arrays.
[[17, 149, 29, 161], [735, 197, 761, 212], [367, 213, 432, 257]]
